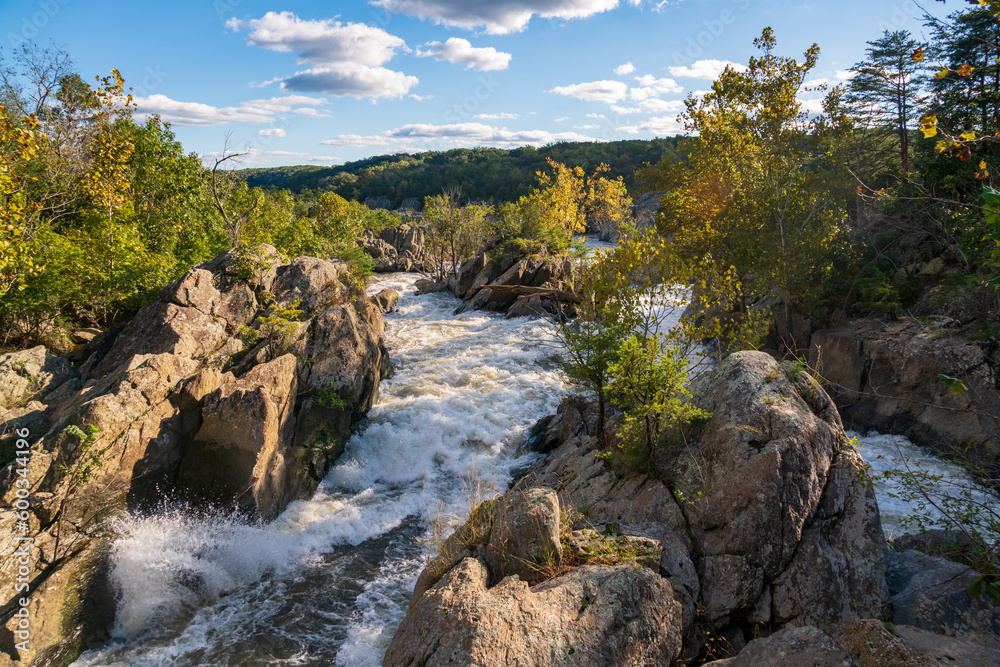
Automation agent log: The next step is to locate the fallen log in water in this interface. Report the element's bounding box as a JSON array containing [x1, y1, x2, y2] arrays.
[[481, 284, 582, 304]]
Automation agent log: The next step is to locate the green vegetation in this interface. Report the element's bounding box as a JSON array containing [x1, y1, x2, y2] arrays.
[[0, 44, 403, 350], [240, 140, 680, 206]]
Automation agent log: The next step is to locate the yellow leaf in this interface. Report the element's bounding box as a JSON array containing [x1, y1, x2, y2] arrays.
[[961, 131, 977, 141], [912, 46, 925, 62]]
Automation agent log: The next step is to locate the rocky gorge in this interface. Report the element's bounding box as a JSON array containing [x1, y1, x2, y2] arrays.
[[0, 228, 996, 666], [0, 247, 393, 665]]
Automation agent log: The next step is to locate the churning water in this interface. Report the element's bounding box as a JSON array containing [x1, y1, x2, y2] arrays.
[[74, 267, 995, 666], [75, 273, 570, 667]]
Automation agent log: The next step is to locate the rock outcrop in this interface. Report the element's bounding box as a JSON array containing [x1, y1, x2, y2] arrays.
[[0, 247, 391, 665], [386, 486, 683, 666], [808, 317, 1000, 484], [361, 224, 430, 273], [518, 351, 889, 660], [887, 549, 1000, 637], [444, 250, 575, 319]]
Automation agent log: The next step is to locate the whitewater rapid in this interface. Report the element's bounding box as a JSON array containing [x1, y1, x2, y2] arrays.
[[73, 266, 996, 666], [75, 272, 570, 666]]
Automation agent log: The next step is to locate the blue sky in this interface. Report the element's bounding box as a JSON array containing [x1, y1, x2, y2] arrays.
[[1, 0, 948, 166]]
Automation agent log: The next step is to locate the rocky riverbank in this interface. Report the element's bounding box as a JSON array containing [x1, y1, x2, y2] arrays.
[[0, 247, 392, 665], [808, 317, 1000, 489], [385, 352, 1000, 665]]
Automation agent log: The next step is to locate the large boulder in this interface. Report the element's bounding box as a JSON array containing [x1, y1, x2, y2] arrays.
[[272, 256, 349, 314], [386, 558, 682, 667], [525, 352, 889, 658], [711, 625, 860, 667], [176, 354, 298, 520], [887, 549, 1000, 636]]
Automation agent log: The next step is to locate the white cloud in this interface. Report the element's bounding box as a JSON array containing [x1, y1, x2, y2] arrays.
[[629, 74, 682, 102], [281, 66, 418, 98], [372, 0, 624, 34], [550, 80, 628, 103], [614, 62, 635, 76], [587, 113, 606, 119], [668, 59, 746, 80], [804, 78, 829, 88], [611, 105, 642, 114], [226, 12, 406, 66], [416, 37, 512, 71], [618, 114, 685, 136], [637, 98, 684, 113], [134, 94, 326, 126], [835, 69, 855, 81], [555, 116, 569, 122], [227, 11, 418, 98], [800, 98, 826, 114], [258, 128, 287, 137], [651, 1, 678, 13], [574, 124, 600, 130], [320, 121, 597, 149], [293, 107, 332, 117], [475, 112, 519, 119]]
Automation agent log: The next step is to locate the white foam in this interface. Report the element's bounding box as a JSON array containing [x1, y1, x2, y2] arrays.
[[76, 272, 569, 665], [851, 429, 998, 539]]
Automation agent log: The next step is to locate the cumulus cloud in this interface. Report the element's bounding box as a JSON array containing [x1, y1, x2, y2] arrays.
[[550, 80, 628, 103], [668, 59, 746, 80], [226, 11, 418, 98], [258, 128, 287, 137], [372, 0, 624, 34], [835, 69, 855, 81], [417, 37, 512, 71], [804, 78, 829, 88], [293, 107, 333, 117], [320, 121, 597, 149], [281, 66, 418, 98], [475, 112, 519, 119], [614, 62, 635, 76], [637, 98, 684, 113], [587, 113, 606, 119], [800, 98, 827, 114], [618, 114, 685, 136], [629, 74, 682, 101], [134, 94, 326, 126]]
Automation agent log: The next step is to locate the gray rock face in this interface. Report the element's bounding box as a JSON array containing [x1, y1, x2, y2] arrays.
[[177, 354, 298, 520], [272, 256, 349, 314], [809, 317, 1000, 476], [371, 288, 399, 313], [887, 549, 1000, 636], [386, 557, 682, 667], [457, 252, 574, 318], [711, 625, 860, 667], [361, 224, 430, 272], [486, 487, 562, 585], [0, 346, 80, 410], [681, 352, 889, 627]]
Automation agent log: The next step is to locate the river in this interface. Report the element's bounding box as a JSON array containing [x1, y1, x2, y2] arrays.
[[74, 269, 994, 666]]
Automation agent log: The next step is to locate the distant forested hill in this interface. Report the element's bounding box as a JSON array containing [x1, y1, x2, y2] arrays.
[[240, 138, 681, 206]]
